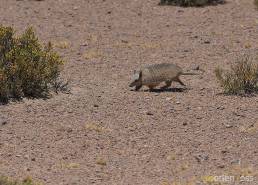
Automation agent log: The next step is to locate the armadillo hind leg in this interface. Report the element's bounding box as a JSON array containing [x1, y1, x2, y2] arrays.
[[148, 84, 158, 91], [176, 77, 186, 86], [161, 80, 172, 89]]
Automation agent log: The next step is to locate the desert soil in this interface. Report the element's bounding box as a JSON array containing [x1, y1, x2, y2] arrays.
[[0, 0, 258, 185]]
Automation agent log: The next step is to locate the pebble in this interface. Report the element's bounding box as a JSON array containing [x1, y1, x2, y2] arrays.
[[224, 124, 233, 128], [0, 117, 7, 126], [218, 164, 225, 168], [231, 159, 241, 165], [192, 65, 200, 70], [177, 9, 184, 13], [146, 111, 153, 116], [194, 154, 209, 163], [221, 150, 228, 154]]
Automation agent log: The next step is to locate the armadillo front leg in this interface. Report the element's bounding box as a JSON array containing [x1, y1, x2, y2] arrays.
[[135, 85, 142, 91]]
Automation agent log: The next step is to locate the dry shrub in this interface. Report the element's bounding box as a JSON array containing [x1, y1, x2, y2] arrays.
[[215, 55, 258, 95], [0, 176, 41, 185], [159, 0, 225, 6], [0, 26, 67, 103]]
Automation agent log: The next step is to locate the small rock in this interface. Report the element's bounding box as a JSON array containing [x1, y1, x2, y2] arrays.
[[165, 97, 172, 101], [146, 111, 153, 116], [196, 116, 203, 120], [121, 40, 128, 43], [194, 154, 209, 163], [192, 65, 200, 70], [224, 124, 233, 128], [0, 117, 7, 126], [67, 128, 73, 133], [203, 40, 211, 44], [217, 106, 225, 110], [80, 42, 88, 46], [221, 150, 228, 154], [176, 101, 180, 104], [231, 159, 241, 165], [93, 104, 99, 107], [202, 9, 209, 14], [233, 112, 245, 117], [218, 164, 225, 168]]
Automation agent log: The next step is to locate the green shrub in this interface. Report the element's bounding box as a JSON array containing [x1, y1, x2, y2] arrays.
[[159, 0, 225, 6], [254, 0, 258, 9], [0, 176, 41, 185], [0, 26, 66, 103], [215, 55, 258, 95]]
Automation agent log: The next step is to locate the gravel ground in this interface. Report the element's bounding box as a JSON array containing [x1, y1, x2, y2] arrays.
[[0, 0, 258, 185]]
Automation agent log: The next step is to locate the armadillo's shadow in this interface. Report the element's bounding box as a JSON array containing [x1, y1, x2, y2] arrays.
[[144, 87, 189, 93]]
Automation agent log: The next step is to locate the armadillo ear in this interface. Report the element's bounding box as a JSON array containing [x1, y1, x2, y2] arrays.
[[132, 72, 139, 80]]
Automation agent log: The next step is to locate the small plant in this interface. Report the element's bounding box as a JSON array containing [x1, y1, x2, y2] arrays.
[[215, 55, 258, 95], [0, 176, 41, 185], [0, 26, 66, 103], [254, 0, 258, 9], [96, 157, 107, 166], [159, 0, 225, 6]]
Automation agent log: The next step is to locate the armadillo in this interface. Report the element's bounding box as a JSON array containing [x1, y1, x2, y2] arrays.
[[129, 63, 197, 91]]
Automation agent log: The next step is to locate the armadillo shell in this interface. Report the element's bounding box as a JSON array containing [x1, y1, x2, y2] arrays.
[[141, 63, 182, 84]]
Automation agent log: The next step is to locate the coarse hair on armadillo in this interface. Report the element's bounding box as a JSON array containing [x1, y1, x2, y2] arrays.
[[141, 63, 183, 84]]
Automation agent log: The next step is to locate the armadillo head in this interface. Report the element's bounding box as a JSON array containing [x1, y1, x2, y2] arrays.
[[129, 70, 142, 87]]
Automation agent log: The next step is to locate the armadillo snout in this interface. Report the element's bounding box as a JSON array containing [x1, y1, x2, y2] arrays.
[[129, 78, 142, 87]]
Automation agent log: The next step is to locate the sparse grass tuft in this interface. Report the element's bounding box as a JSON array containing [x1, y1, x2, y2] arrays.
[[0, 25, 67, 103], [53, 40, 70, 49], [0, 176, 41, 185], [215, 55, 258, 95], [83, 49, 102, 60], [159, 0, 225, 6], [96, 158, 107, 166], [85, 123, 105, 132], [63, 163, 80, 169]]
